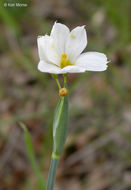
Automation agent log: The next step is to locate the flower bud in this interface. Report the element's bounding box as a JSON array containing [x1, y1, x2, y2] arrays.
[[59, 88, 68, 96]]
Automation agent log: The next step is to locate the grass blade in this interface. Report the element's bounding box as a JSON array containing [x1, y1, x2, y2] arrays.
[[19, 122, 45, 190]]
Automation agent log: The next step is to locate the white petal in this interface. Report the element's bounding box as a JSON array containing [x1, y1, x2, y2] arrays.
[[76, 52, 108, 71], [38, 61, 86, 74], [37, 36, 47, 61], [51, 22, 70, 55], [37, 35, 59, 65], [61, 65, 86, 73], [66, 26, 87, 61], [38, 61, 61, 74]]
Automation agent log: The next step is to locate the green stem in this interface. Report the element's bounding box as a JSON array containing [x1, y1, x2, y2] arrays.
[[46, 157, 59, 190], [55, 78, 61, 90], [47, 76, 68, 190], [63, 74, 67, 86], [52, 74, 61, 90]]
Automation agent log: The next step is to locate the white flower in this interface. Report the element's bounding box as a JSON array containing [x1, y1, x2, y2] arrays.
[[37, 22, 108, 74]]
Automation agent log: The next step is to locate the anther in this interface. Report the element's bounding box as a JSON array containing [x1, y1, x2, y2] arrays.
[[61, 54, 67, 59]]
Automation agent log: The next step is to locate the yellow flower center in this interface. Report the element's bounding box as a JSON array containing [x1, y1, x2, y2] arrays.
[[60, 54, 73, 69]]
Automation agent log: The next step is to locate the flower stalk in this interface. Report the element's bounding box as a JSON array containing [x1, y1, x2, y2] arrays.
[[46, 158, 59, 190], [46, 75, 68, 190], [52, 74, 61, 89]]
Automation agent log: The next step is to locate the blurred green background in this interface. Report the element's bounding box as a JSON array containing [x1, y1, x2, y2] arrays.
[[0, 0, 131, 190]]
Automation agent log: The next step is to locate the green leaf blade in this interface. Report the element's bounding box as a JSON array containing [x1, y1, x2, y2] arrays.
[[19, 123, 45, 190]]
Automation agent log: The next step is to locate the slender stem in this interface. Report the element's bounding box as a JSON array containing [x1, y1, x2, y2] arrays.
[[46, 157, 59, 190], [47, 75, 68, 190], [52, 74, 61, 90], [63, 74, 67, 86], [55, 78, 61, 90]]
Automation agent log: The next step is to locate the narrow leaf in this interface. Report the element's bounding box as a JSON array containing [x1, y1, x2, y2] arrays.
[[19, 122, 45, 190]]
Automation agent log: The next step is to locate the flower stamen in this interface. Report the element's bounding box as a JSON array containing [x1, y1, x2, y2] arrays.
[[61, 54, 67, 59], [60, 54, 74, 69]]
